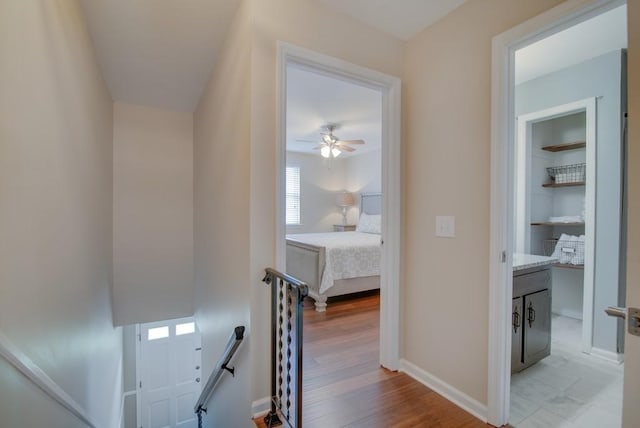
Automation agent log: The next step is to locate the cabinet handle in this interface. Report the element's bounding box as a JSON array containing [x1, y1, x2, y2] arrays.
[[512, 309, 520, 333], [527, 302, 536, 328]]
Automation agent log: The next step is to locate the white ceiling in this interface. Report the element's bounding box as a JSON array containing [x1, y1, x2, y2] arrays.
[[316, 0, 467, 40], [79, 0, 467, 112], [515, 5, 627, 85], [81, 0, 625, 114], [286, 65, 382, 157], [79, 0, 241, 112]]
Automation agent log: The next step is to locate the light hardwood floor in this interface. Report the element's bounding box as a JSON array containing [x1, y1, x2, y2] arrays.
[[255, 292, 490, 428]]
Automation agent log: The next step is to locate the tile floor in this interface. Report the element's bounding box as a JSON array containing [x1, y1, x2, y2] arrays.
[[510, 314, 624, 427]]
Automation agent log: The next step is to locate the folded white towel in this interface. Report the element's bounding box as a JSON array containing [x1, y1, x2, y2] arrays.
[[548, 215, 583, 223]]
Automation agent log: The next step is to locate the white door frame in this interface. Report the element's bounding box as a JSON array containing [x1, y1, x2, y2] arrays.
[[488, 0, 625, 425], [515, 99, 597, 354], [275, 42, 402, 370], [136, 317, 201, 428]]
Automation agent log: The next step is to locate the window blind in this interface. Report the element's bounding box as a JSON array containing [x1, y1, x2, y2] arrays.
[[286, 166, 300, 225]]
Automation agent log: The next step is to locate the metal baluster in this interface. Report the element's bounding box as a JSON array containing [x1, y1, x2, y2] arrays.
[[262, 268, 308, 428]]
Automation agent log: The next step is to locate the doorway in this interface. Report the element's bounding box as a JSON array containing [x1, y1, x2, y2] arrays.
[[275, 43, 402, 370], [488, 1, 628, 426], [136, 317, 202, 428]]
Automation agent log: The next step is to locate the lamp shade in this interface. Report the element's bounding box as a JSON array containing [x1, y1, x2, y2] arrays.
[[336, 191, 355, 207]]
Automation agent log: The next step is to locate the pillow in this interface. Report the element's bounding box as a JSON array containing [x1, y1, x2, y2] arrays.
[[356, 213, 381, 234]]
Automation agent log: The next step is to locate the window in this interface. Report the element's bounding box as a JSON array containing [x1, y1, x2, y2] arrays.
[[175, 322, 195, 336], [286, 166, 300, 225], [148, 326, 169, 341]]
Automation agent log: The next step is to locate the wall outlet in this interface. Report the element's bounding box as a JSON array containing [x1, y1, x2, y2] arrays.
[[435, 216, 455, 238]]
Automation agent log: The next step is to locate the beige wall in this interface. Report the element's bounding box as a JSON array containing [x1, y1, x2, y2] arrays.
[[403, 0, 565, 405], [113, 102, 194, 326], [0, 1, 122, 427], [194, 0, 403, 421], [623, 1, 639, 426], [193, 0, 252, 426]]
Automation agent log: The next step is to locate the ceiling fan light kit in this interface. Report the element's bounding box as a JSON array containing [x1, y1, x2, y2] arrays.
[[309, 124, 366, 158]]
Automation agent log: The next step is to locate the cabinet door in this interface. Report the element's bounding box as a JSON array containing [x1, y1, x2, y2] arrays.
[[511, 297, 523, 373], [524, 289, 551, 364]]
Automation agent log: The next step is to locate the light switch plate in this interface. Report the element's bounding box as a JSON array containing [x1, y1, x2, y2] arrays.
[[435, 216, 455, 238]]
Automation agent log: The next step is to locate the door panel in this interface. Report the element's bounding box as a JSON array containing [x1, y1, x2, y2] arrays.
[[140, 318, 201, 428], [524, 289, 551, 363]]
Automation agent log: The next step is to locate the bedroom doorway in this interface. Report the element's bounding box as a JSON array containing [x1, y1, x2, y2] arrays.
[[275, 43, 402, 375]]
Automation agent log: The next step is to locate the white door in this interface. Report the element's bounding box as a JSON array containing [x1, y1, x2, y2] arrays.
[[139, 317, 202, 428]]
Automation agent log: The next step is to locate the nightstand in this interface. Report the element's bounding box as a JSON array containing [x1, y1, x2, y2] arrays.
[[333, 224, 356, 232]]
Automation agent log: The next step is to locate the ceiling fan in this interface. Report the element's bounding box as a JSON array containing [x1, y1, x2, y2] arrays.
[[308, 124, 365, 158]]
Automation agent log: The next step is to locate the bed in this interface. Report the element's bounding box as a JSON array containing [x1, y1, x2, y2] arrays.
[[285, 193, 382, 312]]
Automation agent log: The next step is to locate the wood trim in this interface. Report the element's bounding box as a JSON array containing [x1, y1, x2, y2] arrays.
[[553, 263, 585, 269], [541, 141, 586, 152], [542, 181, 585, 188], [0, 330, 98, 428], [531, 221, 585, 226], [275, 42, 402, 372], [399, 359, 488, 423], [590, 346, 625, 364], [250, 397, 271, 419]]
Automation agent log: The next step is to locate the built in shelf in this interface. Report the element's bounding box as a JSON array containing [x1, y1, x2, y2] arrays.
[[541, 141, 586, 152], [542, 181, 586, 188], [553, 263, 584, 270], [531, 222, 585, 226]]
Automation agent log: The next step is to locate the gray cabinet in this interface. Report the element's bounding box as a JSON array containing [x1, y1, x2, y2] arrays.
[[524, 289, 551, 363], [512, 266, 552, 373]]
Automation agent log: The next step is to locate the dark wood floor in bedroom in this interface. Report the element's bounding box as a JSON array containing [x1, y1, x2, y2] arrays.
[[254, 292, 490, 428]]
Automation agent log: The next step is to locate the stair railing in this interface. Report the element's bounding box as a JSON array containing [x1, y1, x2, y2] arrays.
[[193, 325, 245, 428], [262, 268, 309, 428]]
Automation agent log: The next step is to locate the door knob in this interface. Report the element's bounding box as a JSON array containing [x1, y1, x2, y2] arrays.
[[605, 306, 640, 337]]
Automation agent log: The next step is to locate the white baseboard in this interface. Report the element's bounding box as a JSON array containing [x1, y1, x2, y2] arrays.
[[399, 359, 488, 423], [552, 309, 583, 320], [251, 396, 271, 418], [0, 330, 98, 428], [589, 347, 624, 364], [120, 391, 136, 428]]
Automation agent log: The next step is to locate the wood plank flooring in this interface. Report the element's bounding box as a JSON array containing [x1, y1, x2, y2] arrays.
[[255, 292, 490, 428]]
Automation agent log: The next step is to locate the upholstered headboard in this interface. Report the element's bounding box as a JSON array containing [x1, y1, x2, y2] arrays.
[[360, 193, 382, 215]]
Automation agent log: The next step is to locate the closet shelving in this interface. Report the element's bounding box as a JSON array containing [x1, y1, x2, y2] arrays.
[[540, 140, 586, 152], [542, 181, 585, 188], [537, 136, 586, 270], [531, 221, 584, 226]]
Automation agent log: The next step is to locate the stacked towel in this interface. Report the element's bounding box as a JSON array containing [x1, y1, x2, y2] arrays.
[[548, 215, 583, 223], [551, 234, 585, 265]]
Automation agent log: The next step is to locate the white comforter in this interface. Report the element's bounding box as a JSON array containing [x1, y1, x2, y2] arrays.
[[286, 231, 381, 294]]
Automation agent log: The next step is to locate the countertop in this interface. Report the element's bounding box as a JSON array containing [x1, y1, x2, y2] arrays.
[[513, 253, 557, 272]]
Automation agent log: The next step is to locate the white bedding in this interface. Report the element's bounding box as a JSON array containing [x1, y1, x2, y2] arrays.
[[286, 231, 381, 294]]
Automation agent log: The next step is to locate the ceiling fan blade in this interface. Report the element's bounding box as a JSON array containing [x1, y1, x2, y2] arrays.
[[338, 145, 355, 152], [312, 145, 325, 150], [338, 139, 365, 145], [322, 134, 332, 144], [295, 139, 319, 143]]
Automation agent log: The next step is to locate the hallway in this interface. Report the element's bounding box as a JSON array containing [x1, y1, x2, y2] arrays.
[[256, 293, 489, 428]]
